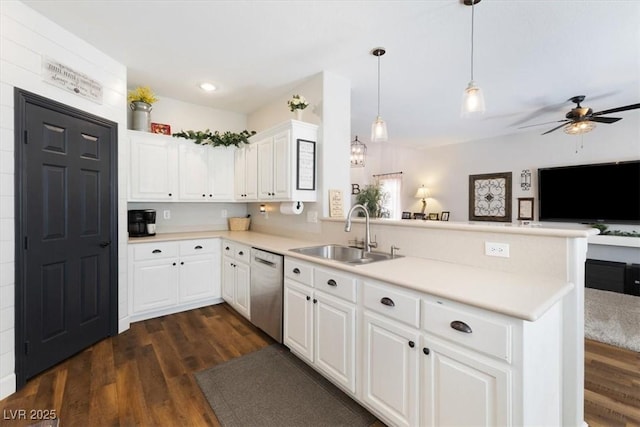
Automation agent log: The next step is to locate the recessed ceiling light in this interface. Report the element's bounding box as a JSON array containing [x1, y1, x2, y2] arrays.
[[199, 82, 217, 92]]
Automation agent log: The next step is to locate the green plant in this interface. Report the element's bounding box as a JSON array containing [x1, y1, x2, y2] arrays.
[[355, 184, 389, 218], [172, 129, 257, 147], [590, 223, 640, 237], [127, 86, 158, 104]]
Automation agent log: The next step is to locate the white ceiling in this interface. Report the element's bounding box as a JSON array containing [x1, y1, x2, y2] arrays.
[[21, 0, 640, 148]]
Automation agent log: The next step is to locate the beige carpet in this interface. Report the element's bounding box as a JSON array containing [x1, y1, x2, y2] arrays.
[[585, 288, 640, 352]]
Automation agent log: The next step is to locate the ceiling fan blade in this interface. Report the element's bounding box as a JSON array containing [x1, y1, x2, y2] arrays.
[[591, 103, 640, 116], [589, 116, 622, 124], [518, 120, 568, 129], [541, 122, 570, 135]]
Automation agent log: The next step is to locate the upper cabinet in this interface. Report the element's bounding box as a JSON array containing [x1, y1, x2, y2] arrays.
[[252, 120, 318, 202], [129, 131, 234, 202], [234, 143, 258, 201]]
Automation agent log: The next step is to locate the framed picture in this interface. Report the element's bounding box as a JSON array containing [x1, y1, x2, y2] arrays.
[[296, 139, 316, 190], [441, 211, 450, 221], [151, 122, 171, 135], [401, 211, 412, 219], [468, 172, 512, 222], [413, 212, 426, 220], [517, 197, 534, 220], [428, 213, 439, 220]]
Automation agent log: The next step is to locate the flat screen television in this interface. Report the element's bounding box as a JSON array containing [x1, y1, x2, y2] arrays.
[[538, 160, 640, 224]]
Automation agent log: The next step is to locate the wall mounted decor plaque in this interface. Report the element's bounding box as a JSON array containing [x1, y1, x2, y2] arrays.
[[468, 172, 512, 222]]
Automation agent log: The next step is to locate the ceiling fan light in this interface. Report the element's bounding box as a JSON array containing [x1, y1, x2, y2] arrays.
[[461, 81, 486, 117], [371, 116, 388, 142], [564, 121, 596, 135]]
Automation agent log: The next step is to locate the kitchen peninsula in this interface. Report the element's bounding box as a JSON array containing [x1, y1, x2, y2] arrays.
[[128, 220, 594, 427]]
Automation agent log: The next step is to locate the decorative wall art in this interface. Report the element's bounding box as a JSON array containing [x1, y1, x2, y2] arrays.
[[151, 123, 171, 135], [441, 211, 450, 221], [468, 172, 512, 222], [428, 213, 440, 220], [517, 197, 534, 220], [296, 139, 316, 190]]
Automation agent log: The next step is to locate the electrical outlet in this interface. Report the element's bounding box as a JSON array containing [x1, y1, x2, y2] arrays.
[[221, 209, 228, 218], [485, 242, 510, 258], [163, 210, 171, 220]]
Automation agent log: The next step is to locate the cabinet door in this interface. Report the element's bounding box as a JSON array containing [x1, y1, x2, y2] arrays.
[[132, 259, 178, 313], [363, 311, 420, 427], [283, 280, 313, 362], [244, 144, 258, 200], [210, 147, 234, 200], [422, 335, 511, 427], [178, 142, 210, 201], [234, 146, 246, 199], [314, 291, 356, 393], [130, 134, 178, 200], [273, 130, 291, 199], [234, 261, 251, 319], [222, 257, 235, 304], [257, 138, 274, 199], [178, 255, 217, 303]]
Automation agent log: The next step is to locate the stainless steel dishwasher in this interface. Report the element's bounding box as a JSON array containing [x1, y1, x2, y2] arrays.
[[250, 248, 284, 343]]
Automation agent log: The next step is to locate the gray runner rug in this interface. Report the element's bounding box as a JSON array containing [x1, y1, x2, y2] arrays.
[[195, 344, 378, 427]]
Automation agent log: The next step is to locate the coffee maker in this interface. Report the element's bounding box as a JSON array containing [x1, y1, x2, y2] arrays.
[[128, 209, 156, 237]]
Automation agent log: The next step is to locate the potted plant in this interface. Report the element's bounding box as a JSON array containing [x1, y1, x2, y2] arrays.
[[287, 94, 309, 120], [128, 86, 158, 132], [355, 184, 389, 218]]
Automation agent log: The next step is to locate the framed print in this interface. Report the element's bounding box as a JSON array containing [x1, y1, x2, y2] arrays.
[[441, 211, 450, 221], [296, 139, 316, 190], [428, 213, 439, 220], [329, 189, 344, 218], [413, 212, 426, 220], [151, 122, 171, 135], [401, 211, 412, 219], [469, 172, 512, 222], [517, 197, 534, 220]]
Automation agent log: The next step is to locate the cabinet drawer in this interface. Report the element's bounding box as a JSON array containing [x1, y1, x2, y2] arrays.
[[234, 243, 251, 263], [285, 257, 313, 285], [314, 268, 356, 303], [363, 280, 420, 328], [422, 298, 512, 362], [222, 240, 235, 257], [133, 242, 178, 261], [179, 239, 218, 256]]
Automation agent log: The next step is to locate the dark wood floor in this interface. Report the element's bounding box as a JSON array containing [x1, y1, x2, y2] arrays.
[[0, 303, 638, 426]]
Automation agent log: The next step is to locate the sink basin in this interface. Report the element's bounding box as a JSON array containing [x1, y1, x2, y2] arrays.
[[290, 244, 402, 265]]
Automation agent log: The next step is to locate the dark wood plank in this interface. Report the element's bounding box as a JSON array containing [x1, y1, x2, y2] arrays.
[[0, 304, 637, 426]]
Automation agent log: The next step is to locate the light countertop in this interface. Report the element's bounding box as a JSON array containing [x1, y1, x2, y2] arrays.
[[129, 230, 574, 322]]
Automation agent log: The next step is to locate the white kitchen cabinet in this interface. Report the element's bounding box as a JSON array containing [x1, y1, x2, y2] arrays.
[[178, 142, 210, 200], [250, 120, 318, 202], [128, 238, 222, 322], [209, 146, 235, 200], [362, 311, 420, 427], [283, 258, 357, 394], [234, 143, 257, 200], [421, 334, 511, 427], [129, 131, 178, 201], [221, 240, 251, 319]]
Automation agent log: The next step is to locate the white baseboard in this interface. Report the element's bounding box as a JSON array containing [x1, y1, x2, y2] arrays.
[[118, 316, 130, 334], [0, 373, 16, 400]]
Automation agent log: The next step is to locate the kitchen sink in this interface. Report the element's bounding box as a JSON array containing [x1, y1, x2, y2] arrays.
[[290, 244, 402, 265]]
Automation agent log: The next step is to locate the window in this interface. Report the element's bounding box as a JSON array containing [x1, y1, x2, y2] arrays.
[[375, 172, 403, 220]]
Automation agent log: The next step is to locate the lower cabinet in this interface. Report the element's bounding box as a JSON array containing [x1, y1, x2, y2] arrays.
[[129, 238, 222, 322], [421, 334, 511, 427], [221, 240, 251, 319], [283, 260, 357, 394]]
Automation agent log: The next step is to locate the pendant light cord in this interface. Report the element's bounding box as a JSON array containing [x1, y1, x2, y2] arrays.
[[470, 0, 475, 81], [377, 54, 381, 116]]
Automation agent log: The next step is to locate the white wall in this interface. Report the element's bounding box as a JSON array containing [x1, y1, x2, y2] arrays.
[[0, 0, 128, 399], [354, 114, 640, 223]]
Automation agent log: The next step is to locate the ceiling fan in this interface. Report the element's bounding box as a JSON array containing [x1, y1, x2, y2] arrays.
[[520, 95, 640, 135]]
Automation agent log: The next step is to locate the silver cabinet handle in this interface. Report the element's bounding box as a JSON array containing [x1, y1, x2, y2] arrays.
[[380, 297, 395, 307], [327, 279, 337, 287], [450, 320, 472, 334]]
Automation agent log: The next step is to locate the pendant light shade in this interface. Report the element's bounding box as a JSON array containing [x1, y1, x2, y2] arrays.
[[461, 0, 485, 117], [371, 48, 388, 142]]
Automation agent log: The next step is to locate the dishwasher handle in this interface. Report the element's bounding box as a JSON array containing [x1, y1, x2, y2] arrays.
[[254, 257, 276, 268]]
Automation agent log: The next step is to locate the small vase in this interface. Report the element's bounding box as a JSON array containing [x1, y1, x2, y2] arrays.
[[130, 101, 152, 131], [295, 109, 303, 121]]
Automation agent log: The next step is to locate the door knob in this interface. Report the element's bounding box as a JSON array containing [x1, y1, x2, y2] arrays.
[[99, 241, 111, 248]]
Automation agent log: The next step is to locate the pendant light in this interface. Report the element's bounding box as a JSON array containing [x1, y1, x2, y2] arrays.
[[371, 47, 388, 142], [350, 135, 367, 167], [461, 0, 486, 117]]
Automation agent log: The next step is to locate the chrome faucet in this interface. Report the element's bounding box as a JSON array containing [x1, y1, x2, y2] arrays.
[[345, 204, 377, 252]]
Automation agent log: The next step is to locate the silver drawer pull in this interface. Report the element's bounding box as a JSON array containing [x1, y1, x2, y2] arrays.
[[450, 320, 472, 334], [194, 245, 203, 250], [327, 279, 337, 287], [152, 249, 162, 254], [380, 297, 395, 307], [292, 268, 301, 274]]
